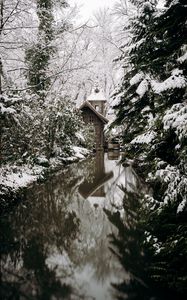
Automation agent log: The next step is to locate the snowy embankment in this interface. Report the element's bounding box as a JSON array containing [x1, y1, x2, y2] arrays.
[[0, 147, 90, 197], [0, 164, 42, 196]]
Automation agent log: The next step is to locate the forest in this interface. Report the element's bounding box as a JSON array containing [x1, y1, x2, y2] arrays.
[[0, 0, 187, 299]]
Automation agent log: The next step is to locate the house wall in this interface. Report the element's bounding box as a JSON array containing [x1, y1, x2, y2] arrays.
[[81, 107, 105, 149], [88, 100, 106, 116]]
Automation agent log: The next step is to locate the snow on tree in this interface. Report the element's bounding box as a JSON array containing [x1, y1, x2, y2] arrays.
[[0, 0, 93, 166], [112, 0, 187, 213]]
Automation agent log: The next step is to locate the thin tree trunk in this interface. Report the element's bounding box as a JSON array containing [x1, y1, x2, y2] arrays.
[[0, 0, 4, 164]]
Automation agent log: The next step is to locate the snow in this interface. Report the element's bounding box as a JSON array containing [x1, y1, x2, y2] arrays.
[[111, 98, 120, 107], [0, 148, 90, 193], [87, 89, 107, 101], [36, 156, 49, 165], [142, 106, 150, 113], [130, 130, 156, 144], [177, 198, 187, 214], [111, 92, 123, 106], [155, 165, 179, 185], [177, 52, 187, 63], [151, 69, 187, 94], [1, 173, 36, 189], [129, 68, 187, 99], [128, 38, 146, 52], [75, 132, 85, 143], [177, 198, 186, 214], [154, 164, 187, 213], [72, 146, 90, 159], [130, 97, 139, 104], [163, 104, 187, 140], [0, 165, 41, 191], [0, 103, 16, 115], [136, 78, 149, 98], [46, 250, 72, 270], [130, 72, 144, 86], [140, 1, 155, 13]]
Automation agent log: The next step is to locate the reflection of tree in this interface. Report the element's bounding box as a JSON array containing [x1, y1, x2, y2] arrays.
[[80, 216, 118, 284], [2, 155, 167, 299], [0, 163, 84, 299], [87, 237, 119, 284], [105, 187, 187, 300], [22, 237, 72, 300], [1, 236, 72, 300], [68, 199, 121, 284], [104, 188, 154, 300]]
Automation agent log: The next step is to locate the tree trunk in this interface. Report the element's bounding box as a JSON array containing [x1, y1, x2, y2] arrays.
[[0, 0, 4, 164]]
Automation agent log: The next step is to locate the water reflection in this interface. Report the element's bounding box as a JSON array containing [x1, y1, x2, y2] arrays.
[[0, 152, 140, 300], [108, 151, 120, 161], [105, 187, 187, 300], [79, 151, 114, 199]]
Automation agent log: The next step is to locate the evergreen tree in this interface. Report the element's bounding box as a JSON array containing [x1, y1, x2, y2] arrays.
[[112, 0, 187, 232], [113, 0, 157, 142], [25, 0, 68, 100], [26, 0, 55, 100], [113, 0, 187, 158]]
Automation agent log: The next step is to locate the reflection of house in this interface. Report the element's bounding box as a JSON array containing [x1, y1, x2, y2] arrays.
[[79, 88, 109, 150], [79, 152, 113, 199], [108, 151, 120, 161]]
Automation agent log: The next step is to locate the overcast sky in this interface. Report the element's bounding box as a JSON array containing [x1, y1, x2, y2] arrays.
[[72, 0, 114, 20], [72, 0, 166, 20]]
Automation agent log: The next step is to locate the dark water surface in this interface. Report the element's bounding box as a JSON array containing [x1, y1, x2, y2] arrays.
[[0, 152, 168, 300]]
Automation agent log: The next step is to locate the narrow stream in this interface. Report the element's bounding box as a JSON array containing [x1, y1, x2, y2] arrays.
[[0, 152, 143, 300]]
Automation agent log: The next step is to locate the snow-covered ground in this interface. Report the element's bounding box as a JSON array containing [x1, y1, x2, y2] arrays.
[[0, 147, 90, 195], [0, 164, 42, 193]]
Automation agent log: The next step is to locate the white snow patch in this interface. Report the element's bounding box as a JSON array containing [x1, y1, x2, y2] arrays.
[[163, 103, 187, 140], [130, 72, 144, 86], [111, 94, 122, 107], [136, 78, 149, 98], [177, 52, 187, 63], [128, 38, 146, 52], [87, 89, 106, 101], [0, 103, 16, 114], [155, 164, 187, 208], [0, 165, 42, 191], [36, 156, 49, 165], [46, 250, 72, 269], [142, 106, 150, 113], [72, 146, 90, 159], [130, 97, 139, 104], [177, 198, 186, 214], [131, 130, 156, 144], [75, 132, 85, 143], [151, 69, 187, 94]]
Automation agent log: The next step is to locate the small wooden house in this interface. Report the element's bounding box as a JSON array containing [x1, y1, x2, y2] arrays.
[[79, 88, 109, 150]]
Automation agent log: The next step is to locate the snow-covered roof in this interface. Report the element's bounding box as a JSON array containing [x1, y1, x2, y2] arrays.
[[79, 101, 109, 124], [87, 88, 107, 102]]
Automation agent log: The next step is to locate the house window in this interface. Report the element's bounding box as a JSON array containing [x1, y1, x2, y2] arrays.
[[89, 116, 94, 122], [95, 105, 100, 112]]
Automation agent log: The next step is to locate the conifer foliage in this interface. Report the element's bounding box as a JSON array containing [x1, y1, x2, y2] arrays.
[[114, 0, 187, 169], [113, 0, 158, 141], [113, 0, 187, 255]]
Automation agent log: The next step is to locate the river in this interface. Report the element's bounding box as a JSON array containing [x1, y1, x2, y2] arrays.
[[1, 151, 145, 300]]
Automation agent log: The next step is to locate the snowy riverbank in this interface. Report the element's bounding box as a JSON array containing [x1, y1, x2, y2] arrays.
[[0, 147, 90, 198]]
